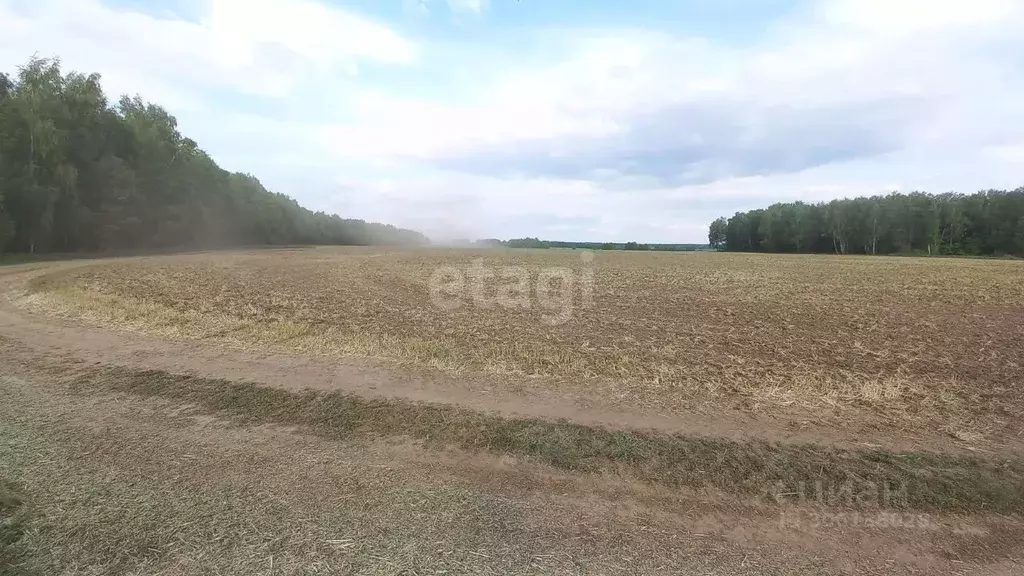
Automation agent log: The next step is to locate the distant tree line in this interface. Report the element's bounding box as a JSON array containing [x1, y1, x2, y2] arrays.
[[708, 189, 1024, 256], [473, 237, 710, 251], [0, 57, 428, 256]]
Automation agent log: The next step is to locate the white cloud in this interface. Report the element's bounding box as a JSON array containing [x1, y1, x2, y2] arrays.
[[818, 0, 1017, 36], [207, 0, 415, 70], [982, 145, 1024, 165], [318, 0, 1024, 174], [1, 0, 1022, 243], [308, 0, 1024, 241], [318, 138, 1024, 243], [0, 0, 416, 102]]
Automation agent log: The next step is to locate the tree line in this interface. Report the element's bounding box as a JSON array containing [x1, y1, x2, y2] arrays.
[[708, 189, 1024, 256], [472, 238, 710, 251], [0, 57, 428, 256]]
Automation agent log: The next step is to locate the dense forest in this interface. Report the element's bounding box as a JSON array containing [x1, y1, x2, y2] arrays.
[[0, 57, 428, 256], [708, 189, 1024, 256]]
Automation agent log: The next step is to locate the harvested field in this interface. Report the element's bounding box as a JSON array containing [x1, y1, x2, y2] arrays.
[[18, 248, 1024, 431], [3, 249, 1024, 575]]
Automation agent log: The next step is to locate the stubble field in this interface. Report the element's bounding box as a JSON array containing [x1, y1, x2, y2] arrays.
[[20, 247, 1024, 437], [6, 247, 1024, 575]]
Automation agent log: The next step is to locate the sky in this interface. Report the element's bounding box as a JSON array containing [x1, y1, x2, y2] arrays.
[[1, 0, 1023, 243]]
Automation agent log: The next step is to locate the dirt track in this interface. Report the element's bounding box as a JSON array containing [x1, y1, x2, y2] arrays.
[[2, 259, 1023, 575]]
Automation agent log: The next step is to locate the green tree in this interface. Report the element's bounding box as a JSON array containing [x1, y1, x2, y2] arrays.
[[0, 56, 429, 255], [708, 217, 727, 250], [712, 189, 1024, 257]]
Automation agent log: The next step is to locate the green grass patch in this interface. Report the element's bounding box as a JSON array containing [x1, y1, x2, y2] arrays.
[[71, 366, 1024, 515]]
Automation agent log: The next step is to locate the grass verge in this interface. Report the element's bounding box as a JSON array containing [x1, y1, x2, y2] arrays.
[[70, 366, 1024, 515]]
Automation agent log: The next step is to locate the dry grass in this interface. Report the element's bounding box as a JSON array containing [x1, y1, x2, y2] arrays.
[[3, 366, 1023, 576], [0, 373, 865, 576], [19, 247, 1024, 424], [67, 365, 1024, 515], [0, 479, 29, 551]]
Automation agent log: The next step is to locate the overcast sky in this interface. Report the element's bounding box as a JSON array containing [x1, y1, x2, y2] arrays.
[[2, 0, 1023, 243]]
